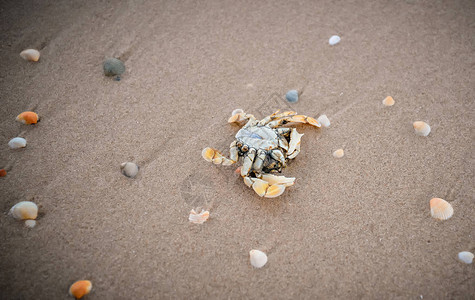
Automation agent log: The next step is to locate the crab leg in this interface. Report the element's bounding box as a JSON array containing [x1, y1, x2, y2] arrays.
[[242, 175, 289, 198], [228, 111, 256, 125], [202, 147, 236, 166], [241, 148, 257, 176], [267, 115, 321, 128], [229, 141, 239, 162], [287, 128, 304, 157], [252, 149, 267, 174], [270, 149, 286, 167], [258, 110, 297, 126]]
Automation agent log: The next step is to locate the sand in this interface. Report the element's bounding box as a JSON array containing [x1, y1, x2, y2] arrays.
[[1, 0, 474, 299]]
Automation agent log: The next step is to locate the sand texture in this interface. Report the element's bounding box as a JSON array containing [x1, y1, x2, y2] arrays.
[[1, 0, 474, 299]]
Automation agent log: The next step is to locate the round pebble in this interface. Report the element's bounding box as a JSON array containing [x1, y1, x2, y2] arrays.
[[458, 251, 474, 264], [120, 162, 139, 178], [103, 58, 125, 77], [329, 35, 341, 46], [0, 169, 6, 177], [285, 90, 299, 103], [8, 137, 27, 149]]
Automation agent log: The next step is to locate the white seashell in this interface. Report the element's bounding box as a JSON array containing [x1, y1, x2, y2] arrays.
[[120, 162, 139, 178], [458, 251, 474, 264], [329, 35, 341, 45], [20, 49, 40, 62], [429, 198, 453, 220], [231, 109, 244, 116], [413, 121, 431, 136], [8, 137, 27, 149], [189, 209, 210, 224], [333, 148, 344, 158], [382, 96, 395, 106], [317, 115, 330, 127], [10, 201, 38, 220], [249, 249, 268, 268], [24, 220, 37, 228]]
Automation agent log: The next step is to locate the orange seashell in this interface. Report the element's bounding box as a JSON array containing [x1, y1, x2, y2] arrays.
[[69, 280, 92, 299], [16, 111, 39, 124], [430, 198, 453, 220], [0, 169, 6, 177]]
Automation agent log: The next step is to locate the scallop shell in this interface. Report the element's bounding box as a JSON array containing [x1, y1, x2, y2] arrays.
[[458, 251, 474, 264], [333, 148, 344, 158], [249, 249, 268, 268], [16, 111, 39, 124], [189, 209, 210, 224], [120, 162, 139, 178], [0, 169, 6, 177], [10, 201, 38, 220], [20, 49, 40, 62], [382, 96, 395, 106], [69, 280, 92, 299], [103, 58, 125, 76], [24, 219, 37, 228], [413, 121, 431, 136], [8, 137, 27, 149], [317, 115, 330, 127], [429, 198, 453, 220]]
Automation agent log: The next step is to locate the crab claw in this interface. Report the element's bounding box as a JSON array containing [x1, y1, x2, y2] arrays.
[[243, 177, 287, 198], [202, 147, 235, 165]]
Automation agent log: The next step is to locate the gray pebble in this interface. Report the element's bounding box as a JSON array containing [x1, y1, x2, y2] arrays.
[[120, 162, 139, 178], [103, 58, 125, 76], [286, 90, 299, 103]]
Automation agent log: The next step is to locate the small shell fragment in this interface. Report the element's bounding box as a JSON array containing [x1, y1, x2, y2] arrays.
[[458, 251, 474, 264], [430, 198, 453, 221], [20, 49, 40, 62], [231, 109, 244, 116], [120, 162, 139, 178], [317, 115, 330, 127], [0, 169, 6, 177], [189, 209, 210, 224], [413, 121, 431, 137], [69, 280, 92, 299], [285, 90, 299, 103], [333, 148, 344, 158], [8, 137, 27, 149], [382, 96, 395, 106], [249, 249, 268, 268], [16, 111, 39, 124], [24, 219, 37, 228], [329, 35, 341, 45], [10, 201, 38, 220], [103, 58, 125, 76]]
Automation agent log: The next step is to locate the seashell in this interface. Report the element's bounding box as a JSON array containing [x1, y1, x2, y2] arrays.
[[285, 90, 298, 103], [413, 121, 431, 136], [382, 96, 395, 106], [252, 179, 269, 197], [24, 219, 37, 228], [189, 209, 209, 224], [429, 198, 453, 220], [458, 251, 474, 264], [8, 137, 27, 149], [10, 201, 38, 220], [120, 162, 139, 178], [16, 111, 39, 124], [69, 280, 92, 299], [0, 169, 6, 177], [103, 58, 125, 76], [329, 35, 341, 45], [261, 174, 295, 187], [231, 109, 244, 116], [317, 115, 330, 127], [333, 148, 344, 158], [249, 249, 268, 268], [20, 49, 40, 62]]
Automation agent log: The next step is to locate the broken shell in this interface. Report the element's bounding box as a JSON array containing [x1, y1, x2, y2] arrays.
[[317, 115, 330, 127], [24, 219, 37, 228], [10, 201, 38, 220], [430, 198, 453, 220], [20, 49, 40, 62], [103, 58, 125, 76], [382, 96, 395, 106], [252, 179, 269, 197], [189, 209, 210, 224], [8, 137, 27, 149], [120, 162, 139, 178], [16, 111, 39, 124], [413, 121, 431, 136], [202, 147, 215, 162], [231, 109, 244, 116], [458, 251, 474, 264], [333, 148, 344, 158], [0, 169, 6, 177], [249, 249, 268, 268], [261, 174, 295, 187], [69, 280, 92, 299], [265, 185, 286, 198]]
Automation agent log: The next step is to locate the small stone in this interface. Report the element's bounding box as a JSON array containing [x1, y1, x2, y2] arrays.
[[285, 90, 298, 103], [120, 162, 139, 178], [329, 35, 341, 46], [317, 115, 330, 127], [0, 169, 6, 177], [20, 49, 40, 61], [8, 137, 27, 149], [24, 220, 37, 228], [103, 58, 125, 77], [458, 251, 474, 264]]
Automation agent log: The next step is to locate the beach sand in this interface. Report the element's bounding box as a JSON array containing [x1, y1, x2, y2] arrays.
[[1, 0, 474, 298]]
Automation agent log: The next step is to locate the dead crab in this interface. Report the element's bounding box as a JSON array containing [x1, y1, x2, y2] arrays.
[[202, 110, 321, 198]]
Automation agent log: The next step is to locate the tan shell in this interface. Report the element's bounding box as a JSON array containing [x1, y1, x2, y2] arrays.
[[382, 96, 395, 106], [429, 198, 453, 220], [20, 49, 40, 62]]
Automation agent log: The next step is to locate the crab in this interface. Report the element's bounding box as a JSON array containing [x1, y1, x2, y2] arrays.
[[202, 109, 321, 198]]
